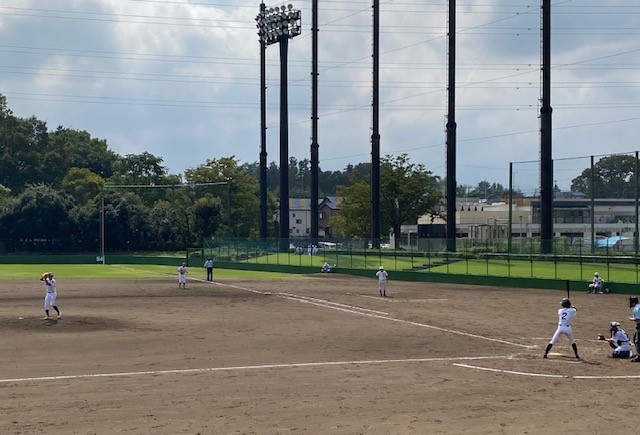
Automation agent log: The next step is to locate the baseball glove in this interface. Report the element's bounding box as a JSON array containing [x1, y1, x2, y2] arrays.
[[597, 334, 606, 341]]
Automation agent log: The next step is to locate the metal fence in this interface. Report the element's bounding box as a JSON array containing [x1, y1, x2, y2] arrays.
[[189, 236, 640, 285]]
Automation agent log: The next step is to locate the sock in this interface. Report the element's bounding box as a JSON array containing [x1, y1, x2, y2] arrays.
[[544, 343, 552, 356]]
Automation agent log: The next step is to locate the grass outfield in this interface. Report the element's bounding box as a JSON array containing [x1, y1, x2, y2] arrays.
[[0, 264, 306, 280], [244, 253, 640, 283], [425, 259, 640, 282]]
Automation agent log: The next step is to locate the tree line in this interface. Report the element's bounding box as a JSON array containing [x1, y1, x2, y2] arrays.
[[0, 95, 442, 252], [2, 93, 628, 253]]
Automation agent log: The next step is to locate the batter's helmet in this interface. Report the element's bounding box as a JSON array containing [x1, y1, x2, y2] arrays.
[[561, 298, 571, 308]]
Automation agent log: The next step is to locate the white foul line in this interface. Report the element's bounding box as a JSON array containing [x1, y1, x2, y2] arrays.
[[574, 374, 640, 379], [453, 363, 567, 378], [1, 355, 512, 384], [277, 292, 534, 349], [279, 293, 389, 316], [111, 269, 535, 350]]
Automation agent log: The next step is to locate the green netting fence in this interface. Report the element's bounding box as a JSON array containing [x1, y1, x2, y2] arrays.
[[188, 236, 640, 286]]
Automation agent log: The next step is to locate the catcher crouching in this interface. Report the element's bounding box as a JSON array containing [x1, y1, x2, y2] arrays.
[[598, 321, 632, 359]]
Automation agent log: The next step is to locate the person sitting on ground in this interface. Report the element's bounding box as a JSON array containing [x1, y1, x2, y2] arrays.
[[599, 321, 632, 359], [321, 261, 332, 273], [588, 272, 604, 293]]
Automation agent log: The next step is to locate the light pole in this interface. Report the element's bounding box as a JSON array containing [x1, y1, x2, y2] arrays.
[[256, 4, 302, 252]]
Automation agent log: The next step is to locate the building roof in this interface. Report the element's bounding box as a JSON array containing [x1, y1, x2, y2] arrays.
[[287, 196, 341, 211]]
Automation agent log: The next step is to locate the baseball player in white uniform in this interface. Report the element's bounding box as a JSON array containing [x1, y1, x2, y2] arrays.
[[604, 321, 632, 358], [544, 298, 580, 360], [376, 266, 388, 297], [178, 263, 188, 289], [40, 272, 61, 320]]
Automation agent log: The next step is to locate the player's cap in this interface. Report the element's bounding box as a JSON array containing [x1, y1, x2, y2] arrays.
[[379, 266, 384, 270], [594, 272, 599, 276]]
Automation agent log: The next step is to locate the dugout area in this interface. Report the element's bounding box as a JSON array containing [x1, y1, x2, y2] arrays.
[[1, 274, 637, 433]]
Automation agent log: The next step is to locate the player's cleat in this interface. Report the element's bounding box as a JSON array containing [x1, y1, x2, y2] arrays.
[[575, 355, 581, 360], [630, 356, 640, 362], [57, 313, 62, 319], [543, 354, 548, 358], [42, 316, 51, 320]]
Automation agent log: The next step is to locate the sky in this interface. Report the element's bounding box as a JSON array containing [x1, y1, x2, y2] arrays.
[[1, 0, 639, 195]]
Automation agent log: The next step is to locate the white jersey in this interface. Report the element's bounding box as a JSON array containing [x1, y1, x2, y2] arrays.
[[376, 270, 388, 282], [612, 329, 632, 352], [557, 307, 576, 327], [44, 278, 57, 294], [178, 266, 187, 275]]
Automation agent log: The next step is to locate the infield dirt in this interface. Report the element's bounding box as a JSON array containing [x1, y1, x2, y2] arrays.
[[1, 274, 637, 433]]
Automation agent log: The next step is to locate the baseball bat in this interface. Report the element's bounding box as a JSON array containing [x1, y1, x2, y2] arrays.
[[566, 279, 570, 300]]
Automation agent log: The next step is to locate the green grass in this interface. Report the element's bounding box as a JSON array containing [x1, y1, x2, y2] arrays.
[[236, 252, 640, 284], [0, 264, 305, 280], [424, 259, 640, 283]]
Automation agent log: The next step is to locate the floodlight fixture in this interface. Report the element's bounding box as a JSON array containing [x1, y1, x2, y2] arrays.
[[255, 4, 301, 46]]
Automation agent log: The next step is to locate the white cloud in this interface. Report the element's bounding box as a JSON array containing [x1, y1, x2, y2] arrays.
[[1, 0, 638, 191]]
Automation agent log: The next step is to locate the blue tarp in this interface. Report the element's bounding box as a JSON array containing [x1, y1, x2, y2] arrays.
[[594, 236, 629, 248]]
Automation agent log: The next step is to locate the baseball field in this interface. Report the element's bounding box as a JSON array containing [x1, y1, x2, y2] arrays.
[[1, 265, 638, 433]]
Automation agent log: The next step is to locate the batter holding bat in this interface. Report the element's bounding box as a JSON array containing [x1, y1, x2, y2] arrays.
[[543, 298, 580, 360]]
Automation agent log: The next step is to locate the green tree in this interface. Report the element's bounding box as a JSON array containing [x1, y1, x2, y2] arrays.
[[192, 196, 223, 240], [330, 182, 371, 239], [47, 127, 118, 184], [571, 154, 637, 198], [185, 156, 260, 237], [146, 200, 191, 250], [380, 154, 442, 246], [61, 168, 105, 205], [0, 105, 49, 193], [0, 184, 74, 251], [109, 152, 181, 205], [101, 191, 151, 252]]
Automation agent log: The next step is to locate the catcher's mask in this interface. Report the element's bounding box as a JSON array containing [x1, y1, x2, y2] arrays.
[[629, 297, 639, 309], [561, 298, 571, 308], [610, 321, 621, 330]]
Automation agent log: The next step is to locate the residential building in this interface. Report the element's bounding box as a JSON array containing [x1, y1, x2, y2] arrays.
[[276, 196, 341, 238]]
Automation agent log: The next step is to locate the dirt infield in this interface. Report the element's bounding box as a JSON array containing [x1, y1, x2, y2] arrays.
[[1, 273, 638, 433]]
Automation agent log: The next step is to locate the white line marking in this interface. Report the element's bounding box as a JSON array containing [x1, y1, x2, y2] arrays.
[[455, 363, 640, 380], [166, 278, 535, 350], [279, 293, 389, 315], [108, 271, 536, 350], [0, 355, 512, 384], [357, 294, 390, 301], [356, 294, 447, 302], [453, 363, 567, 378], [574, 374, 640, 379], [278, 292, 534, 349]]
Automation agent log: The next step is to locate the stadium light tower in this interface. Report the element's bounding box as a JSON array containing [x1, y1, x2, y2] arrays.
[[255, 4, 302, 252]]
